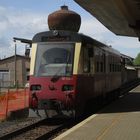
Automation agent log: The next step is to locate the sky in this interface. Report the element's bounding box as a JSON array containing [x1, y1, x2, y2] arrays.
[[0, 0, 139, 59]]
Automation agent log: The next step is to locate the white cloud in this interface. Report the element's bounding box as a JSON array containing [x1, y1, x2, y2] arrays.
[[80, 18, 109, 40], [79, 17, 140, 58], [0, 6, 139, 59], [110, 37, 140, 58], [9, 13, 48, 36], [111, 37, 140, 49], [0, 6, 48, 58]]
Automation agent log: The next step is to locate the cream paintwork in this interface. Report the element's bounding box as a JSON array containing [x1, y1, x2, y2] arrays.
[[30, 43, 37, 75], [73, 43, 81, 75], [30, 43, 81, 75]]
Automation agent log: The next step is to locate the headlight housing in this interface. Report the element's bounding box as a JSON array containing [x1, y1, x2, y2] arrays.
[[62, 85, 74, 91]]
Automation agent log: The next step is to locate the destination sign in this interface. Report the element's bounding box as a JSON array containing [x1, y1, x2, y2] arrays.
[[41, 36, 70, 42]]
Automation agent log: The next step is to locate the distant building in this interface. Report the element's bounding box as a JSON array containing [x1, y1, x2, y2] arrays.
[[134, 65, 140, 78], [0, 55, 30, 88]]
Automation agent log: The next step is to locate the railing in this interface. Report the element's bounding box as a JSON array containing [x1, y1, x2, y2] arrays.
[[0, 81, 27, 90], [0, 88, 29, 120]]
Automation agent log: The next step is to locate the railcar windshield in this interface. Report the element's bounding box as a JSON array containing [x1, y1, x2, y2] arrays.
[[35, 43, 74, 77]]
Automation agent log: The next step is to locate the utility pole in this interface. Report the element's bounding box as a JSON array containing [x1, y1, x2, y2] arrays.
[[14, 39, 17, 88], [13, 37, 32, 88]]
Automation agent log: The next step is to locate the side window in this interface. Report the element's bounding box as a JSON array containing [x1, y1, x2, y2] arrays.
[[96, 61, 99, 72], [109, 64, 112, 72], [95, 49, 105, 73], [100, 62, 103, 72], [83, 48, 90, 73], [83, 47, 93, 73]]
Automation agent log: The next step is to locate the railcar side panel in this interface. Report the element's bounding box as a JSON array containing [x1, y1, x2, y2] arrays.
[[29, 30, 136, 118]]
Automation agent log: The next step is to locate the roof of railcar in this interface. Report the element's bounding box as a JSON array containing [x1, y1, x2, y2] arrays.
[[32, 30, 120, 56], [79, 33, 120, 55]]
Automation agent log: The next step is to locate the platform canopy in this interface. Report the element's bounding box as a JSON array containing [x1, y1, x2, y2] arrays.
[[74, 0, 140, 40]]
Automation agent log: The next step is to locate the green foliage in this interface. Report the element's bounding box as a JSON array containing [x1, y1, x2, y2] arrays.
[[134, 53, 140, 65]]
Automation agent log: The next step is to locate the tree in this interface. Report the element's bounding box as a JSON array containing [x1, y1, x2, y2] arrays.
[[134, 53, 140, 65]]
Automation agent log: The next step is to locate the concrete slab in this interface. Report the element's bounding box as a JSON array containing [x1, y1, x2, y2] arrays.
[[54, 84, 140, 140]]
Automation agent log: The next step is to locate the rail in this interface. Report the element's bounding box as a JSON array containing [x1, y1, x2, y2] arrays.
[[0, 118, 74, 140]]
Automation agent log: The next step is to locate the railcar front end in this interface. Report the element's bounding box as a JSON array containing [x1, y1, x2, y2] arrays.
[[29, 31, 81, 118]]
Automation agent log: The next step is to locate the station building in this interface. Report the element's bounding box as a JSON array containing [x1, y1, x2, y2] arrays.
[[134, 65, 140, 78], [0, 55, 30, 88]]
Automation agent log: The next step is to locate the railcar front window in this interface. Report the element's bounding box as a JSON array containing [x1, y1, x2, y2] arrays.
[[35, 43, 74, 77]]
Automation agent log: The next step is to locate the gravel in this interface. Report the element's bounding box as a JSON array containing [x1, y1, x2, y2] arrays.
[[0, 117, 41, 136]]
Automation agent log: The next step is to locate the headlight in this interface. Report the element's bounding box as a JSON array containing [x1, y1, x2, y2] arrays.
[[62, 85, 74, 91], [30, 84, 41, 91]]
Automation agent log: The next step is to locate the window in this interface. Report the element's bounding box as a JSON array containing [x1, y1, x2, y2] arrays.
[[110, 64, 112, 72], [100, 62, 103, 72], [27, 75, 30, 81], [83, 48, 90, 73], [26, 68, 30, 81], [0, 70, 10, 87], [83, 47, 93, 73], [96, 61, 99, 72], [35, 43, 74, 77]]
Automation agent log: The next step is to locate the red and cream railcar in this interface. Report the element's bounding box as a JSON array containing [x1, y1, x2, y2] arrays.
[[29, 30, 122, 118], [121, 54, 137, 84]]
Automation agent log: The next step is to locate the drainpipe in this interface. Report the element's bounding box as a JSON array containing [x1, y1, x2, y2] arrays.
[[14, 39, 17, 88]]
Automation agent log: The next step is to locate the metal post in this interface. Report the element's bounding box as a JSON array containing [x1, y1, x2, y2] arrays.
[[5, 89, 9, 119], [14, 40, 17, 88]]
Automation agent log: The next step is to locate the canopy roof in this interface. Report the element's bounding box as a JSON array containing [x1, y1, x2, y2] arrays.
[[75, 0, 140, 40]]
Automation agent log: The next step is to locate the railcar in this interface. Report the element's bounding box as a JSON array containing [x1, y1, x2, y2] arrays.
[[29, 30, 123, 118], [28, 5, 138, 118], [121, 54, 137, 85]]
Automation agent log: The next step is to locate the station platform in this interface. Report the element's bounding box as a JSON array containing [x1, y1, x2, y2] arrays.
[[54, 85, 140, 140]]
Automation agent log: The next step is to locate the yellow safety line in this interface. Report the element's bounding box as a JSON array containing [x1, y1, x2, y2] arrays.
[[96, 114, 122, 140], [53, 114, 98, 140]]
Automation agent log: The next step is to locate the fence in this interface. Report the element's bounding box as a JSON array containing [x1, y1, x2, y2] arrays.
[[0, 80, 27, 90], [0, 88, 29, 120]]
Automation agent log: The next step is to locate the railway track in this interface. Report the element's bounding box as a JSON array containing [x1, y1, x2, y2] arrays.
[[1, 80, 139, 140], [0, 118, 74, 140]]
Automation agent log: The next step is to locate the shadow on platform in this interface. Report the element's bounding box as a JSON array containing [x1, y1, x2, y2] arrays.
[[99, 91, 140, 114]]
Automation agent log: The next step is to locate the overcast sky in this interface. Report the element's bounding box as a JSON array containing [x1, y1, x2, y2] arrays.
[[0, 0, 139, 59]]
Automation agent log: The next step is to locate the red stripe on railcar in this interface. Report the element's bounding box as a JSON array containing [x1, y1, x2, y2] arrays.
[[29, 75, 77, 108]]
